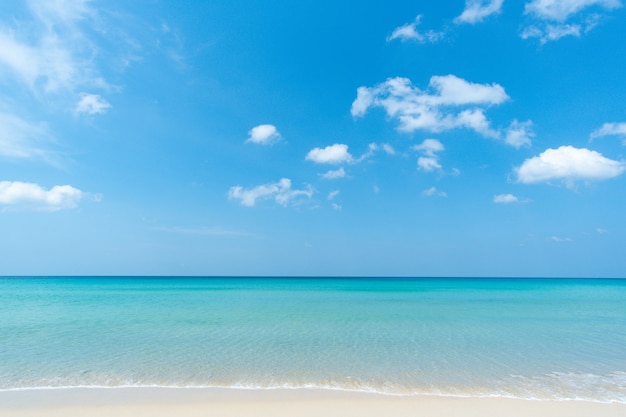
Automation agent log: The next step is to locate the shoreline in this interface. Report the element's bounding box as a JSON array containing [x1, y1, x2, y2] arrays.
[[1, 383, 624, 404], [2, 387, 626, 417]]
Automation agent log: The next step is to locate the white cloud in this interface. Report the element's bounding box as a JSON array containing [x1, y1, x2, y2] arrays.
[[351, 76, 510, 137], [505, 119, 534, 148], [413, 138, 445, 156], [590, 122, 626, 143], [76, 93, 111, 115], [455, 0, 504, 24], [414, 139, 444, 172], [320, 167, 346, 180], [550, 235, 573, 242], [311, 143, 394, 172], [382, 143, 396, 155], [306, 144, 353, 164], [516, 146, 626, 186], [521, 22, 582, 42], [0, 181, 83, 211], [28, 0, 94, 26], [387, 15, 445, 43], [522, 0, 622, 42], [428, 75, 509, 106], [0, 0, 105, 94], [151, 226, 247, 237], [228, 178, 313, 207], [423, 186, 447, 197], [456, 108, 500, 138], [0, 111, 56, 162], [417, 157, 442, 172], [524, 0, 621, 21], [494, 193, 519, 203], [245, 124, 281, 145], [353, 143, 398, 163], [355, 143, 378, 162], [328, 190, 340, 200]]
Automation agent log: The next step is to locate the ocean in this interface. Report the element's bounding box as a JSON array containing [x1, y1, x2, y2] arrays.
[[1, 277, 624, 402]]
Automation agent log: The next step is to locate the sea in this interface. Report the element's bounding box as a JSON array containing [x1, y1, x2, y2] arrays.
[[1, 277, 625, 402]]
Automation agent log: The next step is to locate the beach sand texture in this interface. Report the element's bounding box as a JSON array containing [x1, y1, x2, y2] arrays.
[[2, 388, 626, 417]]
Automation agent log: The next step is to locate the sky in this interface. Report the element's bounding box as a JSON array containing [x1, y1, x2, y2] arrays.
[[1, 0, 625, 277]]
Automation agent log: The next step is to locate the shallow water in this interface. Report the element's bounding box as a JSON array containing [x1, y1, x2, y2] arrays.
[[1, 277, 625, 402]]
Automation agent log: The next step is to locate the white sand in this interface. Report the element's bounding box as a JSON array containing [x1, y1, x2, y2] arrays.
[[1, 387, 625, 417]]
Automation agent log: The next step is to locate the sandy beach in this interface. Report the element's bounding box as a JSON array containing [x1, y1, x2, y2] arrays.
[[1, 387, 625, 417]]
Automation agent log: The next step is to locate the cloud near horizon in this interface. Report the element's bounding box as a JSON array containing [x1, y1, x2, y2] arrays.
[[351, 75, 520, 141], [516, 145, 626, 186], [0, 181, 85, 211]]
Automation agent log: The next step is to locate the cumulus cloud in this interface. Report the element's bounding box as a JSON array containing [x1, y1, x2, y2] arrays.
[[76, 93, 111, 115], [455, 0, 504, 24], [245, 124, 281, 145], [516, 146, 626, 186], [413, 138, 445, 156], [306, 144, 353, 164], [328, 190, 340, 200], [522, 0, 622, 43], [0, 181, 84, 211], [493, 193, 519, 203], [505, 119, 534, 148], [387, 15, 445, 43], [320, 167, 346, 179], [590, 122, 626, 143], [413, 139, 445, 172], [228, 178, 313, 207], [351, 75, 511, 138]]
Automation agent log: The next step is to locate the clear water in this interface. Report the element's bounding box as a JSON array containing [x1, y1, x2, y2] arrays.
[[1, 277, 625, 402]]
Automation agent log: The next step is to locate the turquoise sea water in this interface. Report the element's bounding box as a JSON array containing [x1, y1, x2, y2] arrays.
[[1, 277, 625, 402]]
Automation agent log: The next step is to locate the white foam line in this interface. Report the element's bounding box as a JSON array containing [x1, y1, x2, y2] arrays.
[[0, 384, 624, 404]]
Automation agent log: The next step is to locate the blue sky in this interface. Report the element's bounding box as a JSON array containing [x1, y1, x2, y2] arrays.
[[1, 0, 625, 277]]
